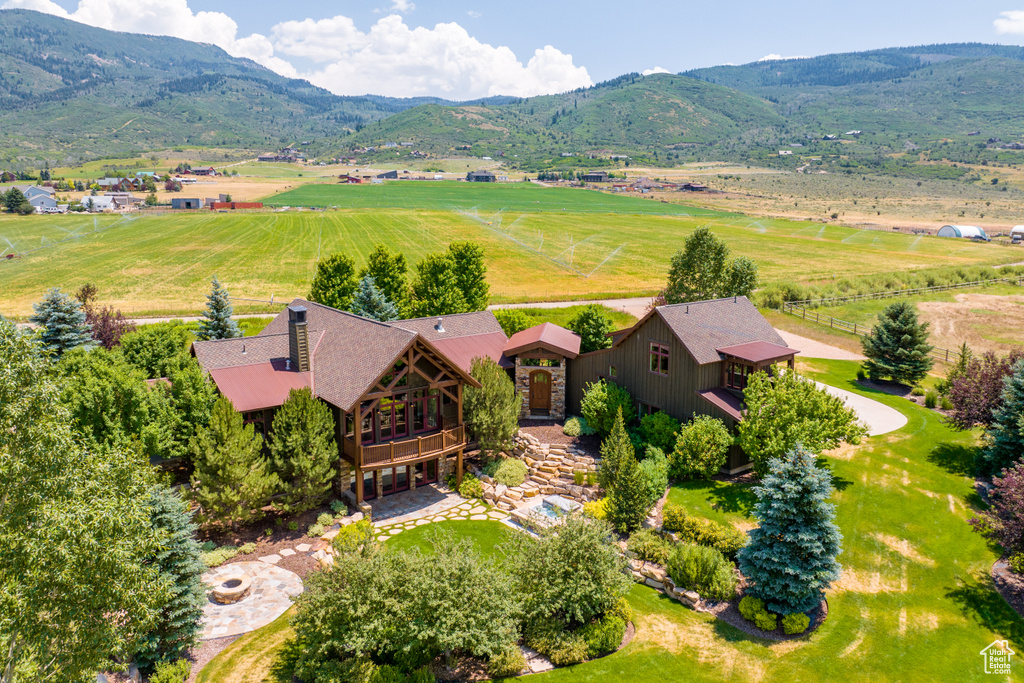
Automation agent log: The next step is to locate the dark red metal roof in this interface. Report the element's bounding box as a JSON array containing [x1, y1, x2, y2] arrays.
[[504, 323, 581, 358], [716, 340, 797, 364], [431, 331, 512, 373], [696, 387, 744, 422], [208, 359, 312, 412]]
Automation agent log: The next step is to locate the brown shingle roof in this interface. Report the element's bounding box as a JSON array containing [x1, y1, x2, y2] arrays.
[[394, 310, 505, 341]]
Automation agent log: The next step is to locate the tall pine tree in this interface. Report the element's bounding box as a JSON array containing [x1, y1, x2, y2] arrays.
[[597, 408, 632, 491], [464, 357, 520, 454], [860, 301, 933, 385], [349, 275, 400, 322], [135, 486, 206, 673], [268, 388, 337, 514], [188, 396, 279, 527], [607, 447, 651, 534], [738, 445, 843, 614], [196, 276, 241, 341], [979, 358, 1024, 475], [29, 287, 94, 355]]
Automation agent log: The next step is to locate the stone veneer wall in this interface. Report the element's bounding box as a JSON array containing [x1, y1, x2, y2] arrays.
[[515, 357, 566, 420]]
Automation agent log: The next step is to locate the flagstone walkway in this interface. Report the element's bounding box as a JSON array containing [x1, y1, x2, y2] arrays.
[[200, 561, 304, 640], [374, 499, 509, 538]]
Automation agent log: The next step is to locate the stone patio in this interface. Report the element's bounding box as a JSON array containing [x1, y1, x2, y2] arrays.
[[372, 493, 509, 538], [200, 561, 304, 640], [368, 483, 466, 527]]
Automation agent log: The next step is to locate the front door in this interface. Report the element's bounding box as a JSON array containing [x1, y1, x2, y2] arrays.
[[529, 370, 551, 412]]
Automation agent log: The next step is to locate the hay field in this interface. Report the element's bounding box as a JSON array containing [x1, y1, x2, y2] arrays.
[[0, 183, 1017, 317]]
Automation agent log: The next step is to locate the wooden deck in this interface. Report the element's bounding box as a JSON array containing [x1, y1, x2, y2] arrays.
[[342, 426, 465, 470]]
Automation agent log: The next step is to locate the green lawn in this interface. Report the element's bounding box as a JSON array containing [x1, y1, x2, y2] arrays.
[[197, 373, 1023, 682], [384, 519, 515, 560], [498, 305, 638, 331], [1, 196, 1012, 317]]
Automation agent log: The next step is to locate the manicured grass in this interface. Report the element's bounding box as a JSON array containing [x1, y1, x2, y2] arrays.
[[384, 519, 515, 561], [195, 607, 298, 683], [499, 305, 638, 332], [0, 197, 1011, 317]]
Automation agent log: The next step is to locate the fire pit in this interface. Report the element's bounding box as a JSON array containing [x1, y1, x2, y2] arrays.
[[210, 573, 252, 604]]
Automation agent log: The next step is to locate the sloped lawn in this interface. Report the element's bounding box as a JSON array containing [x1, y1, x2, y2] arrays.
[[198, 362, 1023, 681]]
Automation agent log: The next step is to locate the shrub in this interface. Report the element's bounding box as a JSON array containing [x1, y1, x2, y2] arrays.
[[666, 543, 737, 601], [459, 473, 484, 499], [782, 612, 811, 635], [754, 610, 778, 632], [661, 504, 747, 559], [574, 470, 585, 485], [332, 519, 376, 557], [488, 645, 527, 677], [856, 368, 867, 382], [330, 499, 347, 514], [638, 412, 681, 453], [1009, 553, 1024, 575], [465, 357, 520, 454], [738, 596, 765, 622], [524, 619, 589, 666], [238, 542, 257, 555], [586, 472, 596, 487], [483, 458, 528, 487], [911, 386, 926, 396], [580, 380, 634, 437], [627, 529, 672, 565], [670, 415, 732, 480], [563, 416, 582, 437], [288, 521, 299, 532], [580, 613, 626, 658], [639, 446, 669, 508], [200, 545, 239, 568], [318, 512, 336, 526], [924, 390, 938, 409], [307, 523, 326, 538], [583, 498, 609, 520], [149, 659, 191, 683], [940, 396, 953, 410]]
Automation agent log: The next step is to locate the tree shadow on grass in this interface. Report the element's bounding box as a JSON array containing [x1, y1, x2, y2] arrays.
[[928, 442, 980, 478], [945, 574, 1024, 646], [815, 459, 854, 492], [268, 636, 303, 683]]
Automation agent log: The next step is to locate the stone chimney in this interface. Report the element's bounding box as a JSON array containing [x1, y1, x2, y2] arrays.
[[288, 306, 309, 372]]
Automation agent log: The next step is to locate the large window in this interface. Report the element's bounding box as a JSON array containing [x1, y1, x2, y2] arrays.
[[725, 362, 752, 390], [649, 342, 670, 375]]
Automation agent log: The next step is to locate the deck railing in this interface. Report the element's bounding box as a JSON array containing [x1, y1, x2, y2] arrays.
[[343, 425, 465, 468]]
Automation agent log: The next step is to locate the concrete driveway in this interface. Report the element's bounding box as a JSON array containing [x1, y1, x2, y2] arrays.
[[816, 381, 907, 436]]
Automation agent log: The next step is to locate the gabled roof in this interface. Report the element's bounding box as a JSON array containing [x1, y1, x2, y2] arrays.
[[717, 340, 797, 364], [504, 322, 581, 359], [193, 300, 488, 413], [612, 296, 787, 366]]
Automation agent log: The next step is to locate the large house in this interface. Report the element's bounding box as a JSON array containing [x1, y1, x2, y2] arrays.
[[193, 302, 513, 505], [567, 297, 796, 473], [192, 296, 793, 508]]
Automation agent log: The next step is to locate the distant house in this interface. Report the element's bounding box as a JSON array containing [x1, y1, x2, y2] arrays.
[[0, 171, 16, 182], [376, 170, 399, 180], [192, 166, 218, 176], [338, 174, 362, 184], [681, 183, 708, 192], [103, 192, 142, 209], [466, 170, 497, 182], [937, 225, 989, 241], [83, 196, 118, 213], [822, 134, 839, 141], [258, 153, 278, 162], [171, 198, 204, 210], [97, 177, 142, 192], [581, 171, 610, 182], [778, 150, 793, 156]]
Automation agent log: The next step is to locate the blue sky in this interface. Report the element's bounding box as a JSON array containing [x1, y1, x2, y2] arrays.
[[7, 0, 1024, 98]]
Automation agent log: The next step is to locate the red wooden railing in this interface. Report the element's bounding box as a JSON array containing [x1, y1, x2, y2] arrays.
[[343, 425, 465, 468]]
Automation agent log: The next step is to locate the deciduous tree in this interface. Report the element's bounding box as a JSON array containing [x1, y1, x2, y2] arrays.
[[568, 304, 613, 353], [29, 287, 94, 355], [971, 460, 1024, 554], [75, 283, 136, 349], [309, 252, 359, 312], [0, 318, 162, 683], [978, 359, 1024, 476], [196, 276, 241, 341], [188, 396, 278, 527], [671, 414, 732, 480], [268, 388, 337, 514], [738, 445, 843, 614], [665, 226, 729, 303], [447, 241, 490, 311], [494, 308, 531, 337], [361, 244, 409, 313], [409, 252, 466, 317], [947, 350, 1024, 430], [860, 301, 933, 386], [581, 379, 633, 438], [738, 367, 866, 477]]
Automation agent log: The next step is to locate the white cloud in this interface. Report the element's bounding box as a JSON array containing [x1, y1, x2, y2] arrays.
[[758, 53, 810, 62], [994, 10, 1024, 34], [467, 10, 482, 19], [1, 1, 589, 99], [271, 14, 592, 98], [642, 66, 670, 76], [391, 0, 415, 12]]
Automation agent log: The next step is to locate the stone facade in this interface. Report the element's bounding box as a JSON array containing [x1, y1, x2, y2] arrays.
[[515, 356, 567, 420]]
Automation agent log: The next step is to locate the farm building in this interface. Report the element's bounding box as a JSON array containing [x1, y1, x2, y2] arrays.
[[466, 171, 497, 182], [1010, 226, 1024, 238], [937, 225, 989, 240], [376, 170, 399, 180], [171, 198, 204, 210], [581, 171, 610, 182]]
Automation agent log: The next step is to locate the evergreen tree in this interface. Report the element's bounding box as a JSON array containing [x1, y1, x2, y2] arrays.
[[2, 187, 30, 213], [268, 388, 337, 514], [410, 252, 467, 317], [349, 275, 400, 322], [607, 447, 652, 534], [361, 244, 409, 313], [195, 276, 240, 341], [464, 357, 521, 454], [978, 359, 1024, 475], [860, 301, 933, 385], [29, 287, 94, 356], [309, 252, 359, 311], [598, 408, 633, 490], [568, 304, 613, 353], [447, 241, 490, 311], [188, 396, 278, 527], [135, 487, 206, 673], [738, 445, 843, 614]]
